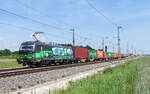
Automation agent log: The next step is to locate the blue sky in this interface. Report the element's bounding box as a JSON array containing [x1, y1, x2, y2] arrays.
[[0, 0, 150, 54]]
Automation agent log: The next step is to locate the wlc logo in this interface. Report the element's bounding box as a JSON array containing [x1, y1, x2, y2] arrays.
[[98, 53, 102, 56]]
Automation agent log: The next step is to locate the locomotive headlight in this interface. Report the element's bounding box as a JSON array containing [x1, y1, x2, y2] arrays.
[[21, 59, 24, 62]]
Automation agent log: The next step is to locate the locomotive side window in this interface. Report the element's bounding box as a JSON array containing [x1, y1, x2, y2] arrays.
[[43, 45, 52, 51]]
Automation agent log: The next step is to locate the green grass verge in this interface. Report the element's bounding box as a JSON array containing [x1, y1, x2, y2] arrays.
[[134, 56, 150, 94], [0, 59, 22, 69], [0, 56, 17, 59], [54, 59, 140, 94]]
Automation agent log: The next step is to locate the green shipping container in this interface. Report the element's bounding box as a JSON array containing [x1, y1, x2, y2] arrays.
[[108, 52, 112, 58], [88, 50, 96, 58]]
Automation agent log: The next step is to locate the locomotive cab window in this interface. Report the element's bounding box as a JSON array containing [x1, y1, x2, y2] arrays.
[[20, 45, 34, 51]]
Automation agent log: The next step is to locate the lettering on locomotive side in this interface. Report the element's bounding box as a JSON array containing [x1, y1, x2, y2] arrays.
[[52, 47, 73, 56]]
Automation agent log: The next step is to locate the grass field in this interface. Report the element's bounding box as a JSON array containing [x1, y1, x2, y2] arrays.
[[0, 56, 17, 59], [134, 56, 150, 94], [54, 59, 140, 94], [0, 58, 22, 69]]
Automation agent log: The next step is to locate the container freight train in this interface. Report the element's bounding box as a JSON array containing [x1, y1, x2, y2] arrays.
[[17, 41, 127, 67]]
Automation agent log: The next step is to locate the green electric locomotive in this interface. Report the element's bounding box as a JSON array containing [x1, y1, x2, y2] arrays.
[[17, 41, 73, 67]]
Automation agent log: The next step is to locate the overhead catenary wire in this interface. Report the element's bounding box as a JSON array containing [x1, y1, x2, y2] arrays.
[[15, 0, 107, 47], [76, 37, 88, 45], [75, 33, 98, 46], [0, 20, 93, 47], [0, 8, 68, 31], [0, 8, 74, 38], [85, 0, 125, 52], [15, 0, 75, 36], [85, 0, 117, 26], [15, 0, 74, 28], [0, 22, 71, 40], [0, 2, 106, 48], [15, 0, 105, 44]]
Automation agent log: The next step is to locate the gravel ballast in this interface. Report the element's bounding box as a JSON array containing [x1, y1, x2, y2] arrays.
[[0, 58, 134, 94]]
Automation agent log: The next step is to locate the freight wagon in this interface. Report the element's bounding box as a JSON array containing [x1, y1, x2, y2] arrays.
[[108, 52, 112, 59], [88, 50, 97, 61], [113, 53, 119, 59], [72, 47, 88, 62], [96, 50, 104, 61]]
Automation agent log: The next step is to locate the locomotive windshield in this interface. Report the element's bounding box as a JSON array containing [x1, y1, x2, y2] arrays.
[[20, 45, 34, 51]]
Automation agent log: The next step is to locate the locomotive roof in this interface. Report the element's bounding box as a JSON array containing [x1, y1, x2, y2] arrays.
[[21, 41, 72, 47], [21, 41, 43, 45]]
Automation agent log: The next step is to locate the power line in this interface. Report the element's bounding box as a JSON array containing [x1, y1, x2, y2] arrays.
[[15, 0, 106, 40], [15, 0, 74, 28], [0, 21, 101, 49], [85, 0, 117, 26], [16, 0, 38, 12], [0, 8, 67, 31], [85, 0, 125, 52], [15, 0, 105, 47], [0, 22, 38, 32], [0, 6, 100, 48], [76, 37, 88, 45], [76, 35, 99, 48], [0, 8, 94, 46], [0, 22, 71, 40]]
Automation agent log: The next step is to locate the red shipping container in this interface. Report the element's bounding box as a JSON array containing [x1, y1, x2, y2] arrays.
[[116, 53, 119, 58], [72, 47, 88, 60], [97, 51, 104, 58], [114, 53, 119, 58], [112, 53, 115, 58], [114, 53, 116, 58], [104, 52, 108, 58]]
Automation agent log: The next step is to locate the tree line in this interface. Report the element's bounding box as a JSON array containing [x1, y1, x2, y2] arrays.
[[0, 49, 18, 56], [64, 44, 103, 51]]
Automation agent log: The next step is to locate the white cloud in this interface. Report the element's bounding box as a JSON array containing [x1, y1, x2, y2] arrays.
[[0, 36, 4, 40]]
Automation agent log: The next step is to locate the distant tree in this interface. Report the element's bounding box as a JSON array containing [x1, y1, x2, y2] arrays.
[[0, 50, 3, 56], [98, 49, 103, 51], [79, 45, 84, 48], [0, 49, 19, 57], [12, 51, 19, 56], [61, 44, 95, 50], [0, 49, 11, 56], [65, 44, 72, 46], [85, 45, 94, 50], [3, 49, 11, 56]]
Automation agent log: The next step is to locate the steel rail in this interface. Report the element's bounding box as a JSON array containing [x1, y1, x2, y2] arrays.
[[0, 58, 128, 78]]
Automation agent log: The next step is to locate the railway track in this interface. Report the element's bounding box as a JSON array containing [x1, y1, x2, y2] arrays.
[[0, 58, 129, 79], [0, 67, 30, 72]]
